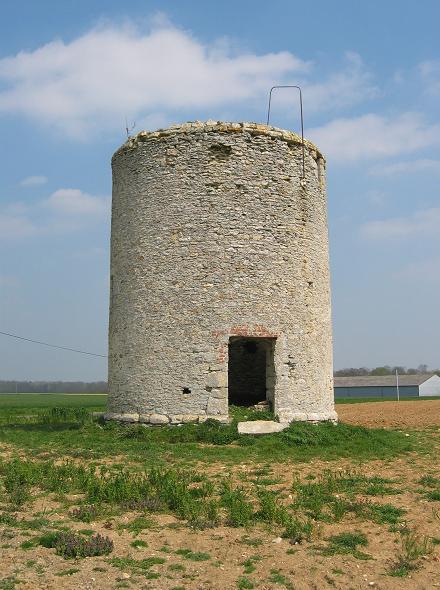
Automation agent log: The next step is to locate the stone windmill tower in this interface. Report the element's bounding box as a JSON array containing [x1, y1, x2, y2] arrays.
[[106, 118, 337, 425]]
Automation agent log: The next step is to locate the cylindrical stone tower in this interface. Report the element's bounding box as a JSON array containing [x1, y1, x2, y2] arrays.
[[107, 121, 337, 424]]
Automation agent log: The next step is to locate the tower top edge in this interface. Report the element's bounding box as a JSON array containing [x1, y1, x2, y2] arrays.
[[112, 121, 325, 162]]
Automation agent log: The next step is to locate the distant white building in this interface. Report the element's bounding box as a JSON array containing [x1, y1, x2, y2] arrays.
[[334, 374, 440, 399]]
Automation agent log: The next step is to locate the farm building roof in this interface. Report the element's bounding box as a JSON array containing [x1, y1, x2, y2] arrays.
[[334, 374, 435, 387]]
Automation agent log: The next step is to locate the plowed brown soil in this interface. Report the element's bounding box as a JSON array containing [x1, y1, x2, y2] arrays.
[[337, 399, 440, 428]]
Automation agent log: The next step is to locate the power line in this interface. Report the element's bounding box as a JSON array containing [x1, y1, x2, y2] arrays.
[[0, 330, 107, 358]]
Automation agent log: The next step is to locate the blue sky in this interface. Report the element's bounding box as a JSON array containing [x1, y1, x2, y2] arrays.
[[1, 0, 439, 380]]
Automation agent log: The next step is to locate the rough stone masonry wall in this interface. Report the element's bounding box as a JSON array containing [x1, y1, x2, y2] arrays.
[[107, 121, 337, 424]]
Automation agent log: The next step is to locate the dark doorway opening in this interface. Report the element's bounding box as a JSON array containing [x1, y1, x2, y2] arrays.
[[228, 337, 276, 406]]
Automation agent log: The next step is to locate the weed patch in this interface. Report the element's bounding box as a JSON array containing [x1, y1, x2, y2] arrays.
[[220, 483, 254, 527], [168, 563, 185, 572], [38, 531, 113, 559], [0, 577, 23, 590], [237, 576, 254, 589], [387, 530, 433, 577], [38, 407, 91, 425], [131, 539, 148, 548], [69, 505, 98, 523], [242, 555, 261, 574], [55, 568, 80, 576], [319, 532, 371, 560], [368, 503, 404, 524], [118, 515, 155, 536], [175, 548, 211, 561], [418, 475, 439, 488], [239, 535, 263, 547], [109, 556, 166, 574], [268, 569, 293, 589], [291, 471, 405, 525]]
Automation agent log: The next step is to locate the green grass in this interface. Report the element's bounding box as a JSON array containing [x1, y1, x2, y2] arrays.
[[0, 458, 409, 556], [387, 531, 433, 577], [417, 474, 440, 501], [239, 535, 263, 547], [0, 393, 436, 586], [168, 563, 185, 572], [109, 556, 166, 574], [237, 576, 254, 589], [0, 577, 23, 590], [0, 393, 106, 412], [268, 569, 294, 589], [291, 470, 405, 525], [0, 404, 418, 466], [55, 568, 80, 576], [131, 539, 148, 548], [418, 475, 440, 487], [319, 532, 371, 559], [241, 555, 261, 574], [175, 548, 211, 561], [118, 516, 155, 536]]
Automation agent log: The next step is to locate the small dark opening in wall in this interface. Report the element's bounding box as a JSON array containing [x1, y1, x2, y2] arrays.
[[182, 387, 191, 394]]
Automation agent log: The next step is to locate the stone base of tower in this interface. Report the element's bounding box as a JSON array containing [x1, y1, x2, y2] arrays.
[[103, 410, 338, 425], [103, 412, 230, 424], [277, 410, 338, 423]]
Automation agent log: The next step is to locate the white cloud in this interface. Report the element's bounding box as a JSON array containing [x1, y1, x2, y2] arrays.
[[361, 207, 440, 240], [0, 188, 109, 240], [0, 20, 376, 138], [370, 158, 440, 176], [303, 52, 377, 113], [20, 175, 48, 187], [309, 113, 440, 161], [0, 21, 305, 137], [0, 213, 37, 239], [45, 188, 109, 216]]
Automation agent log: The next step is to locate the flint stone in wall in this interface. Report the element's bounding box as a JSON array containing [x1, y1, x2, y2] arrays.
[[206, 372, 227, 388], [181, 415, 199, 423], [149, 413, 170, 424], [282, 412, 308, 422], [209, 387, 227, 399], [206, 397, 228, 415], [170, 415, 184, 424], [105, 412, 139, 423], [307, 412, 323, 422]]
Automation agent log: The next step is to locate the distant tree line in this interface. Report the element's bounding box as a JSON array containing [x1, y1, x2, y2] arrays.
[[334, 365, 440, 377], [2, 365, 439, 392], [0, 381, 108, 393]]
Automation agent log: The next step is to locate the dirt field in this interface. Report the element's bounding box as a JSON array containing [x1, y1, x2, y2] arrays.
[[0, 398, 439, 590], [337, 399, 440, 429]]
